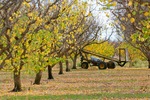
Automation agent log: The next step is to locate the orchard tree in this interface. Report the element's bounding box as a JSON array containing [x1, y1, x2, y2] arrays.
[[112, 0, 150, 68], [23, 0, 86, 82], [0, 0, 37, 91], [68, 2, 116, 69], [53, 1, 94, 74], [119, 42, 146, 67], [97, 0, 150, 68], [69, 19, 106, 69], [29, 0, 93, 81], [84, 41, 115, 58], [0, 0, 61, 91], [27, 0, 96, 80], [25, 30, 63, 84]]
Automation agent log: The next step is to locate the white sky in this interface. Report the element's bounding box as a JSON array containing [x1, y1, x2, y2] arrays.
[[86, 0, 121, 41]]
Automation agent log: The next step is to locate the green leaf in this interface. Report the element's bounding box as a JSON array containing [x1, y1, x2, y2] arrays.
[[132, 11, 136, 15]]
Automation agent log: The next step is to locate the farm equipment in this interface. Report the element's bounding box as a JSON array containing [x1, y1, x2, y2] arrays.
[[79, 48, 129, 70]]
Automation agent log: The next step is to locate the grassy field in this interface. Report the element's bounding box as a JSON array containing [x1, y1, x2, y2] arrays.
[[0, 66, 150, 100]]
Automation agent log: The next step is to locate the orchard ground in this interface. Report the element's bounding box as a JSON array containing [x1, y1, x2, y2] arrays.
[[0, 65, 150, 100]]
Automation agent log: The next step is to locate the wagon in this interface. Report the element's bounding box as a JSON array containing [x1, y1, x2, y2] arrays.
[[80, 48, 129, 70]]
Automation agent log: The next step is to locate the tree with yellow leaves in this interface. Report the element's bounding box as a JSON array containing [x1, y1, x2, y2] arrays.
[[113, 0, 150, 68], [0, 0, 62, 91], [0, 0, 38, 91], [119, 42, 146, 67], [84, 41, 115, 58], [0, 0, 102, 91], [98, 0, 150, 68]]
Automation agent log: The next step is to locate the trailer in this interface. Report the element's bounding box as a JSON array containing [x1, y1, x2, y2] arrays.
[[79, 48, 129, 70]]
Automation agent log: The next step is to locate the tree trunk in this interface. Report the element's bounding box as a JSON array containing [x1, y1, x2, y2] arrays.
[[66, 59, 70, 72], [146, 54, 150, 69], [59, 61, 63, 74], [34, 70, 42, 85], [72, 54, 77, 69], [12, 69, 22, 92], [48, 65, 54, 79], [148, 59, 150, 69]]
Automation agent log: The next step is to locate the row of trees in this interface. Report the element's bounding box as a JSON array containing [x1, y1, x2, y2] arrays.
[[0, 0, 149, 92], [0, 0, 111, 92]]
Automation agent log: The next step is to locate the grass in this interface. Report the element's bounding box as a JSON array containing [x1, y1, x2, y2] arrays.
[[0, 66, 150, 99], [1, 93, 150, 100]]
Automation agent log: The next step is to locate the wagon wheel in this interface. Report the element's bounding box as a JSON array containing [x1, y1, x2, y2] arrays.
[[98, 62, 107, 70], [107, 61, 116, 69], [81, 62, 89, 69]]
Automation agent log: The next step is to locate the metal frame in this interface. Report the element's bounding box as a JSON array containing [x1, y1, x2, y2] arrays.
[[80, 48, 129, 67]]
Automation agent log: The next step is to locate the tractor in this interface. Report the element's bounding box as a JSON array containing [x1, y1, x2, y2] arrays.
[[80, 48, 129, 70]]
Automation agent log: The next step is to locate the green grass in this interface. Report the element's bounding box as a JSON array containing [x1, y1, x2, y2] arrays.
[[1, 93, 150, 100]]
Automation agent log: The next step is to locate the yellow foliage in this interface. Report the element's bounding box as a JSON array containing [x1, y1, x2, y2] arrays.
[[144, 12, 149, 16], [53, 5, 57, 9], [20, 28, 25, 33], [9, 17, 13, 21], [121, 25, 126, 31], [112, 2, 117, 7], [119, 42, 146, 61], [85, 42, 115, 57], [36, 17, 43, 25], [23, 1, 30, 8], [128, 1, 132, 6], [121, 17, 125, 21], [127, 14, 131, 18], [105, 13, 110, 17], [0, 0, 94, 74], [130, 18, 135, 23], [88, 13, 92, 17], [5, 59, 10, 64], [147, 24, 150, 29], [28, 13, 33, 17], [45, 25, 49, 29]]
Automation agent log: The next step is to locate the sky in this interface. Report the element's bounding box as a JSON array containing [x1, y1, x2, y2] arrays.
[[86, 0, 121, 41]]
